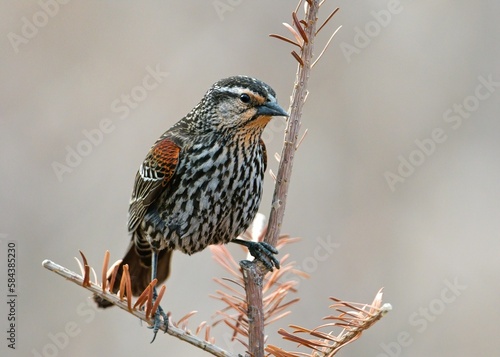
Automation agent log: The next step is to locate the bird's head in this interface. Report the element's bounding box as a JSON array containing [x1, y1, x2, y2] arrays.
[[196, 76, 288, 134]]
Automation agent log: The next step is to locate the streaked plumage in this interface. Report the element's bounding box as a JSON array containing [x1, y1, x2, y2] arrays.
[[96, 75, 287, 307]]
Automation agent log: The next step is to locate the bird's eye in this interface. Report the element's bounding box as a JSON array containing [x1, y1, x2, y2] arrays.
[[239, 93, 251, 103]]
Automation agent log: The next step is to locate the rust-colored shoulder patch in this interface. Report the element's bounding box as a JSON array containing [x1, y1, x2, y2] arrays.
[[152, 138, 180, 185]]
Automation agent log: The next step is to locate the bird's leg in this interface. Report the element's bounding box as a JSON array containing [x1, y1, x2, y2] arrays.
[[231, 239, 280, 270], [149, 249, 168, 343]]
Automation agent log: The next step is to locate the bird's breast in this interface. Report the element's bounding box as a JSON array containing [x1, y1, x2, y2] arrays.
[[147, 137, 266, 254]]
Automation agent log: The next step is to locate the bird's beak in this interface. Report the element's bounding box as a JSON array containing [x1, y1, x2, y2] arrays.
[[256, 101, 289, 117]]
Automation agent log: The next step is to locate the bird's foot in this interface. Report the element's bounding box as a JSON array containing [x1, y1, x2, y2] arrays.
[[243, 241, 280, 270], [149, 304, 168, 343]]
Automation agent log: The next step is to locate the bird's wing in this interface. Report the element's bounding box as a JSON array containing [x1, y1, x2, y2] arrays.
[[128, 137, 181, 232]]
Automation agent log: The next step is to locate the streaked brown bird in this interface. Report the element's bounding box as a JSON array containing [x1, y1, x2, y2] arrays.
[[95, 76, 288, 335]]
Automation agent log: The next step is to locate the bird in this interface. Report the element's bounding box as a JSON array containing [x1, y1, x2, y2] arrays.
[[94, 75, 288, 337]]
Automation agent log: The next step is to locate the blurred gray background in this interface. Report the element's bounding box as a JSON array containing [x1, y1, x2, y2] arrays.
[[1, 1, 499, 356]]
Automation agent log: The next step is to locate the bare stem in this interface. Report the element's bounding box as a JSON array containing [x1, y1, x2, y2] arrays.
[[242, 1, 321, 356], [42, 259, 235, 357], [240, 260, 265, 354], [265, 2, 319, 249]]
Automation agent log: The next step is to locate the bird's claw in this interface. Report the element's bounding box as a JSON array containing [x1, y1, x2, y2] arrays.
[[149, 304, 168, 343], [247, 241, 280, 270]]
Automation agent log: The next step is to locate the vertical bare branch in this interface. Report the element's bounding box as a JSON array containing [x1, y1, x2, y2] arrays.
[[242, 2, 323, 356], [264, 1, 319, 249], [240, 260, 265, 354]]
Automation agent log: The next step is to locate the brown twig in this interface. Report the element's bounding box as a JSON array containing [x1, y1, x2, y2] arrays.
[[101, 250, 110, 293], [79, 250, 91, 287], [42, 259, 235, 357], [266, 289, 392, 356], [210, 232, 303, 349], [241, 2, 323, 355], [265, 1, 320, 250], [316, 8, 340, 36], [241, 260, 265, 353]]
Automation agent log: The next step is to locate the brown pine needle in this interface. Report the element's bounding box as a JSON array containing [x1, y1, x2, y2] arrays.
[[221, 277, 245, 290], [291, 51, 304, 66], [210, 226, 302, 344], [79, 251, 91, 287], [269, 34, 302, 48], [124, 265, 133, 311], [292, 269, 310, 280], [177, 310, 198, 327], [210, 245, 242, 279], [108, 261, 121, 295], [269, 169, 277, 182], [90, 266, 98, 285], [267, 290, 391, 357], [312, 25, 342, 68], [296, 129, 308, 150], [150, 284, 166, 319], [195, 321, 207, 336], [145, 284, 154, 319], [223, 319, 249, 338], [205, 325, 212, 343], [219, 296, 247, 315], [43, 258, 234, 356], [292, 11, 309, 44], [284, 22, 304, 47], [264, 311, 292, 326], [276, 235, 300, 249], [119, 264, 128, 300], [133, 278, 157, 309], [133, 291, 149, 310], [213, 310, 247, 328], [74, 256, 84, 277], [235, 337, 249, 350], [213, 279, 245, 296], [267, 298, 300, 318], [278, 329, 324, 350], [79, 250, 88, 267], [101, 250, 110, 293], [294, 0, 304, 14], [316, 7, 340, 35], [265, 345, 306, 357]]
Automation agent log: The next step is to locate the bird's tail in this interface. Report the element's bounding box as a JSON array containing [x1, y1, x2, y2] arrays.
[[94, 236, 172, 308]]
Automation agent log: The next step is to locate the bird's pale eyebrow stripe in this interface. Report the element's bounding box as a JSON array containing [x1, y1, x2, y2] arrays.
[[217, 86, 271, 104], [218, 86, 248, 95]]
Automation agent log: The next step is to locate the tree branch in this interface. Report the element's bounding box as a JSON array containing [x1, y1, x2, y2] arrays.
[[240, 260, 265, 354], [42, 259, 235, 357], [265, 0, 319, 249], [242, 1, 324, 356]]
